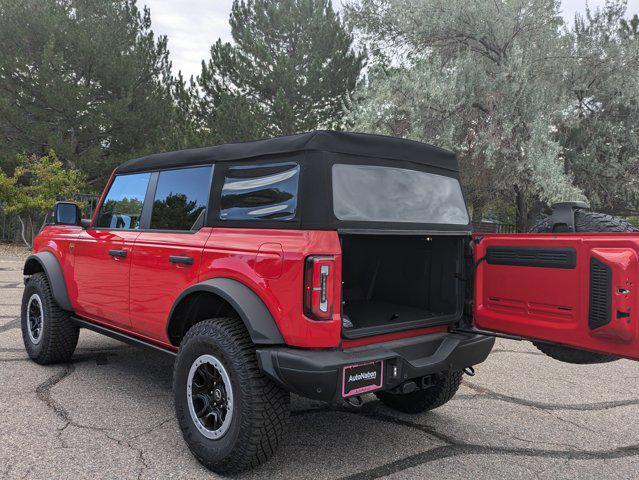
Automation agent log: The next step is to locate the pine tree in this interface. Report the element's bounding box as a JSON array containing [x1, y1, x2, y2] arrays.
[[198, 0, 365, 136], [0, 0, 174, 186]]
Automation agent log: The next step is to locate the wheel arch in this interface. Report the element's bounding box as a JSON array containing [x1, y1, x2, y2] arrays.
[[23, 252, 73, 311], [167, 278, 285, 347]]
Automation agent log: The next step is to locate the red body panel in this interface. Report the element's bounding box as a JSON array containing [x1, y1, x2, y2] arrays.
[[73, 229, 140, 328], [129, 228, 212, 341], [32, 225, 82, 303], [474, 233, 639, 361], [201, 228, 342, 348]]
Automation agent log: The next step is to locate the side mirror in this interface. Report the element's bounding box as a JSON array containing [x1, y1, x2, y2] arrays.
[[53, 202, 82, 226]]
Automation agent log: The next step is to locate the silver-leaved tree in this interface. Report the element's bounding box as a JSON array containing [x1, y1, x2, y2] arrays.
[[346, 0, 638, 230]]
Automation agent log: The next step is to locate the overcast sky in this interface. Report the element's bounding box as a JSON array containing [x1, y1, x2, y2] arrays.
[[143, 0, 638, 79]]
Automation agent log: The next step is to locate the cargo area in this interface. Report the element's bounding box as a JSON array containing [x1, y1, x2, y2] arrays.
[[340, 234, 465, 338]]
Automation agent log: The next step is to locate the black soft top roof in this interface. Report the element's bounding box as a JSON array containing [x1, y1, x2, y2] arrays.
[[115, 130, 458, 174]]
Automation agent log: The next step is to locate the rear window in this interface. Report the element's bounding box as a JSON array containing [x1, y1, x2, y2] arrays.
[[332, 164, 469, 225], [220, 163, 300, 221]]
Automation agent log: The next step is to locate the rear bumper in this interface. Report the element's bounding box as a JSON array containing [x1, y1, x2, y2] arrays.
[[256, 332, 495, 402]]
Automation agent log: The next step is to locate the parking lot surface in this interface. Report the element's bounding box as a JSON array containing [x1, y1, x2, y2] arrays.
[[1, 254, 638, 479]]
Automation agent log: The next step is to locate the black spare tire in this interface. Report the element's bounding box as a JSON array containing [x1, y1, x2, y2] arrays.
[[529, 210, 637, 364]]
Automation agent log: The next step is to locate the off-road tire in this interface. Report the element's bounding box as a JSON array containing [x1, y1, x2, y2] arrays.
[[173, 318, 290, 474], [375, 371, 463, 413], [531, 210, 638, 235], [530, 210, 638, 364], [21, 272, 79, 365]]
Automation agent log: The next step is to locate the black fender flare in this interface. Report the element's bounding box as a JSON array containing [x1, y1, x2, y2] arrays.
[[168, 278, 284, 345], [23, 252, 73, 311]]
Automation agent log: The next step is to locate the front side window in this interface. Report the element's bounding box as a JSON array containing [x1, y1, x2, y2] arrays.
[[220, 163, 300, 221], [150, 166, 212, 231], [95, 173, 151, 229], [332, 164, 470, 225]]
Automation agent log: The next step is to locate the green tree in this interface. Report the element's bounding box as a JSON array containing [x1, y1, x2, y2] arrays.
[[0, 0, 174, 186], [558, 3, 639, 216], [346, 0, 582, 230], [619, 13, 639, 39], [151, 193, 204, 230], [0, 151, 85, 247], [199, 0, 365, 136]]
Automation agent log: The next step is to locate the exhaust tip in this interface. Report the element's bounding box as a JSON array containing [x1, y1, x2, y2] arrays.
[[345, 395, 364, 408]]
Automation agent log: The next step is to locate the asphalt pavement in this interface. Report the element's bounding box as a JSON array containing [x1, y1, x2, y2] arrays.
[[1, 254, 637, 479]]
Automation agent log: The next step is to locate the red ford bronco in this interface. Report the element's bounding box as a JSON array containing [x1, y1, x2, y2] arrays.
[[21, 131, 639, 473]]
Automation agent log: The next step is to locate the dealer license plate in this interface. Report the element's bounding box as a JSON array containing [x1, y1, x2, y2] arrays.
[[342, 361, 384, 397]]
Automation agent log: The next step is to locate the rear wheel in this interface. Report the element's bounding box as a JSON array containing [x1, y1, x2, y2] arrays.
[[530, 210, 638, 364], [375, 371, 463, 413], [21, 272, 79, 365], [173, 318, 289, 474]]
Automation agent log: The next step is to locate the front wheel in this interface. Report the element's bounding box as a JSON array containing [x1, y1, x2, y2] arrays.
[[21, 272, 79, 365], [375, 371, 463, 414], [173, 318, 289, 474]]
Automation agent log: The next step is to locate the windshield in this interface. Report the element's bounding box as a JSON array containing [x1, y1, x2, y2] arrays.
[[332, 164, 469, 225]]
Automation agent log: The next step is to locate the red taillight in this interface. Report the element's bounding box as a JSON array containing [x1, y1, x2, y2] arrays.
[[303, 256, 335, 320]]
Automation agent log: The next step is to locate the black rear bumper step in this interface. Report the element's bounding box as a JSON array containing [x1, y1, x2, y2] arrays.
[[256, 332, 495, 402], [71, 317, 177, 357], [452, 327, 525, 341]]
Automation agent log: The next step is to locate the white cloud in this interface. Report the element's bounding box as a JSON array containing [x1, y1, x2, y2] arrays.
[[144, 0, 637, 80], [144, 0, 235, 79]]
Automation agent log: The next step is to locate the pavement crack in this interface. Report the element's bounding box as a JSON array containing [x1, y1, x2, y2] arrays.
[[463, 381, 639, 411], [0, 357, 29, 362], [0, 317, 19, 333], [35, 364, 75, 425], [34, 357, 122, 448], [338, 444, 639, 480], [293, 401, 639, 480], [127, 417, 174, 441]]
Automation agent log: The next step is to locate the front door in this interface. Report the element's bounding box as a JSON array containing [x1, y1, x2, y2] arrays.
[[129, 165, 213, 341], [473, 233, 639, 361], [74, 172, 152, 328]]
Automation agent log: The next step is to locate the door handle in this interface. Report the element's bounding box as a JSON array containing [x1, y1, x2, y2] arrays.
[[108, 249, 127, 258], [169, 255, 194, 265]]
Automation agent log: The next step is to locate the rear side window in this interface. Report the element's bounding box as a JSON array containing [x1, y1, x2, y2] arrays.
[[220, 163, 300, 221], [150, 166, 212, 231], [95, 173, 151, 229]]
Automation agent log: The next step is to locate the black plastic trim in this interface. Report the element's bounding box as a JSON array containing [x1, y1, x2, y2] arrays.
[[589, 257, 612, 329], [167, 277, 284, 345], [71, 317, 176, 356], [548, 201, 588, 232], [486, 246, 577, 269], [139, 171, 159, 230], [256, 333, 495, 402], [169, 255, 194, 265], [23, 253, 73, 311]]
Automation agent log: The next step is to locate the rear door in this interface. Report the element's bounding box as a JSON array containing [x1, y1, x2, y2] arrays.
[[473, 233, 639, 361], [129, 165, 213, 342]]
